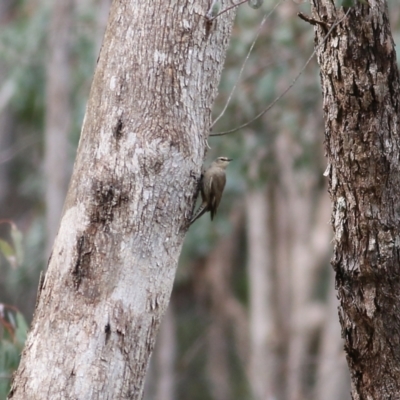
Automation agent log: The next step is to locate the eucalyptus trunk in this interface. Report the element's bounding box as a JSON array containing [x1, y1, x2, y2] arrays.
[[8, 1, 235, 399], [311, 0, 400, 398]]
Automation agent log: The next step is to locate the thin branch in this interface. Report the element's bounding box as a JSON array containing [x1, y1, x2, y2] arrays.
[[211, 0, 284, 128], [210, 8, 351, 137], [0, 135, 41, 164], [297, 11, 329, 30]]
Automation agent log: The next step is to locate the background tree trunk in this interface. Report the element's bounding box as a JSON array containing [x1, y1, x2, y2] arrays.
[[314, 269, 350, 400], [44, 0, 74, 256], [8, 1, 236, 399], [311, 0, 400, 398], [0, 0, 15, 208], [274, 131, 332, 400], [154, 305, 176, 400], [246, 189, 276, 400]]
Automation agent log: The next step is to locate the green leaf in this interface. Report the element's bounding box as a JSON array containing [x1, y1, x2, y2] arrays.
[[0, 239, 17, 268], [10, 223, 24, 265]]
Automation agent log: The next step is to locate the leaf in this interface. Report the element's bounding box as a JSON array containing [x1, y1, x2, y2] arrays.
[[0, 239, 17, 268], [10, 223, 24, 265]]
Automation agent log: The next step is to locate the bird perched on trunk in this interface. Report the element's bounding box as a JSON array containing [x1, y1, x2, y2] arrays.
[[190, 157, 232, 225]]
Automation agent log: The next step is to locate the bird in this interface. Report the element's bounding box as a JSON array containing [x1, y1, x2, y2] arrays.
[[190, 157, 232, 225]]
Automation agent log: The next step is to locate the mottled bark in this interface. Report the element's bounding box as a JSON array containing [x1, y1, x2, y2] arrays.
[[8, 1, 235, 399], [311, 0, 400, 398]]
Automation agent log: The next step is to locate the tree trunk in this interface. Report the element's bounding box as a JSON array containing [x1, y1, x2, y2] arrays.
[[8, 1, 235, 399], [192, 206, 246, 399], [154, 305, 176, 400], [0, 0, 15, 207], [245, 190, 276, 400], [94, 0, 112, 56], [310, 0, 400, 398], [314, 268, 350, 400], [274, 131, 332, 400], [44, 0, 73, 256]]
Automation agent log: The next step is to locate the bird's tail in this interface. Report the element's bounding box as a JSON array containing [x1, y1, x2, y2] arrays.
[[190, 203, 208, 225]]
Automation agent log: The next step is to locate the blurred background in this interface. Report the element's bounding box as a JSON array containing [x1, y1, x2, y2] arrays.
[[0, 0, 399, 399]]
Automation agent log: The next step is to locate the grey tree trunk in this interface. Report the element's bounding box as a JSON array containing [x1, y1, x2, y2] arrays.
[[310, 0, 400, 398], [94, 0, 112, 56], [8, 1, 235, 399], [44, 0, 73, 256], [245, 190, 275, 400], [0, 0, 15, 207], [314, 268, 350, 400], [154, 305, 176, 400]]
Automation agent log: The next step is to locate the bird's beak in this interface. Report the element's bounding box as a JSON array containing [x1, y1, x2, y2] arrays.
[[227, 158, 233, 161]]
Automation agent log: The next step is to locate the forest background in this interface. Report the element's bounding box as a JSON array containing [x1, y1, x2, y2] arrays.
[[0, 0, 399, 399]]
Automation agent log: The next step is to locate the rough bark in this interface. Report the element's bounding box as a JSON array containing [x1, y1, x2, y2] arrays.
[[310, 0, 400, 398], [44, 0, 73, 256], [8, 1, 235, 399]]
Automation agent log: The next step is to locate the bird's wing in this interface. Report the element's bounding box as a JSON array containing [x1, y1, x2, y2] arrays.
[[209, 173, 226, 220]]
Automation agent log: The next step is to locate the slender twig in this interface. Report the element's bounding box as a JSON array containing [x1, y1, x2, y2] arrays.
[[211, 0, 284, 129], [210, 8, 351, 136], [297, 11, 329, 30], [0, 136, 41, 164]]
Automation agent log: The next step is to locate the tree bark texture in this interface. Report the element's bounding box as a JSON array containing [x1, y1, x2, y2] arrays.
[[9, 1, 235, 399], [311, 0, 400, 398]]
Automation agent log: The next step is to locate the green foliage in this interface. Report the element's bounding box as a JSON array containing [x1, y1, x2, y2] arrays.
[[0, 1, 398, 399], [0, 222, 24, 269], [0, 305, 28, 399]]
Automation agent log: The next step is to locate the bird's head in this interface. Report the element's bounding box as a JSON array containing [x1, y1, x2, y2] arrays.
[[213, 156, 233, 169]]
